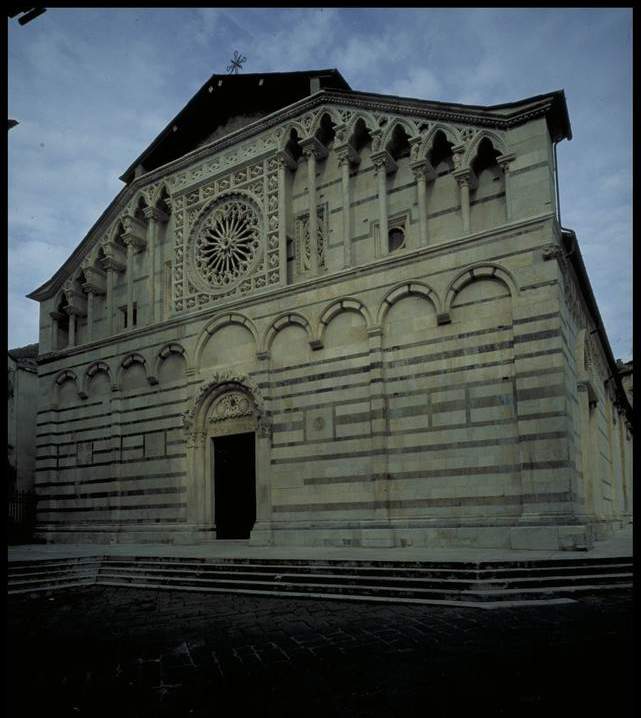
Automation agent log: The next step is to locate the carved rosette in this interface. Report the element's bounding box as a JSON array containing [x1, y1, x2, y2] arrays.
[[209, 391, 253, 422]]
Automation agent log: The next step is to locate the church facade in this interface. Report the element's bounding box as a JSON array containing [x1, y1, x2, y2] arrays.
[[29, 69, 633, 550]]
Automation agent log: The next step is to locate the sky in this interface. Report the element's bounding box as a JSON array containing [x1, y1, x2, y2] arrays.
[[7, 8, 632, 360]]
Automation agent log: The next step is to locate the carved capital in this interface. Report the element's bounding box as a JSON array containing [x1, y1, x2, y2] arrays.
[[300, 136, 328, 161], [334, 143, 360, 168], [409, 159, 435, 182], [143, 206, 169, 223], [496, 152, 516, 173], [542, 244, 563, 261], [63, 287, 87, 316], [274, 150, 297, 171], [121, 214, 148, 251], [453, 167, 473, 188], [99, 241, 126, 272], [371, 150, 397, 174], [81, 266, 107, 295]]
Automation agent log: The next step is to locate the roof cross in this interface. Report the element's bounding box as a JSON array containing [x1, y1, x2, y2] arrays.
[[226, 51, 247, 74]]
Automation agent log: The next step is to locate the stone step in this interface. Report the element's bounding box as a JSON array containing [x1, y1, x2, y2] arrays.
[[94, 564, 632, 591], [8, 580, 96, 596], [8, 555, 632, 604], [94, 574, 632, 605], [98, 556, 632, 580], [98, 554, 632, 570], [94, 569, 632, 599]]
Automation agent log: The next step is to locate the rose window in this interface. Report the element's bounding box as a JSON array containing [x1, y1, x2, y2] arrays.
[[193, 197, 262, 289]]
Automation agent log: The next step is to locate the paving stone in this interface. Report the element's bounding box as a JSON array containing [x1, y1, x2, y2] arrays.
[[7, 586, 633, 717]]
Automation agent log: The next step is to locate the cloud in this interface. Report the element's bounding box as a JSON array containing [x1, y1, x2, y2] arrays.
[[7, 8, 632, 360]]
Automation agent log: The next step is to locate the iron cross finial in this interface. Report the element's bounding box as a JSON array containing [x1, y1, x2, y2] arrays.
[[226, 51, 247, 74]]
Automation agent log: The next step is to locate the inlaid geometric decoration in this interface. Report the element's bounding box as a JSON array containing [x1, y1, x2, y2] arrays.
[[295, 204, 327, 273], [173, 156, 282, 313]]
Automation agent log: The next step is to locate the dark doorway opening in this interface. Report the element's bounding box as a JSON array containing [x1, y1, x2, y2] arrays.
[[213, 432, 256, 539]]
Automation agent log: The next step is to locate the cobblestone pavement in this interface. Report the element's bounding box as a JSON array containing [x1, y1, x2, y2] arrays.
[[7, 588, 633, 718]]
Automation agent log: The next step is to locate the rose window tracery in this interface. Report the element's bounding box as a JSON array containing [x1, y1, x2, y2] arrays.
[[193, 196, 262, 290]]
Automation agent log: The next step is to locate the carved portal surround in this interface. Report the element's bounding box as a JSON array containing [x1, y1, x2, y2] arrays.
[[182, 371, 273, 544]]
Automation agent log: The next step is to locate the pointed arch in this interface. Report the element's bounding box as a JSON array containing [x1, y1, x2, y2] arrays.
[[463, 130, 508, 169], [308, 107, 342, 140], [417, 123, 458, 161], [444, 263, 519, 313], [380, 118, 419, 151], [278, 120, 307, 151], [377, 281, 441, 326], [344, 110, 378, 138]]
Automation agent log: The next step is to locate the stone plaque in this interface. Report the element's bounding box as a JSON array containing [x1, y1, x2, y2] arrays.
[[77, 441, 93, 466], [144, 431, 166, 458], [305, 406, 334, 441]]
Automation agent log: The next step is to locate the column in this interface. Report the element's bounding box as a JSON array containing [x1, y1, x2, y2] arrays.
[[371, 151, 396, 257], [300, 137, 327, 275], [125, 239, 135, 329], [454, 168, 471, 233], [410, 161, 432, 247], [276, 151, 296, 287], [497, 153, 516, 221], [143, 206, 169, 324], [105, 267, 114, 334], [121, 215, 147, 329], [85, 291, 94, 343], [66, 310, 76, 348], [336, 144, 359, 268], [304, 148, 319, 274], [99, 244, 126, 336]]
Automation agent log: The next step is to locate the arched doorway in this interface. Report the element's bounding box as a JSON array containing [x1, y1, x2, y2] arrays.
[[183, 373, 273, 544]]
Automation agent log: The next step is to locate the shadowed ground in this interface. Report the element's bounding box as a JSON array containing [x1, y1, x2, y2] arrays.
[[7, 586, 633, 717]]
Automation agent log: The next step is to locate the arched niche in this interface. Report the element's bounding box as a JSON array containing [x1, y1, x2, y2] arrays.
[[83, 361, 112, 398], [266, 313, 312, 370], [317, 298, 370, 359], [157, 345, 187, 384], [196, 314, 259, 370], [182, 372, 272, 543], [119, 353, 148, 392], [89, 370, 112, 397], [53, 370, 80, 407], [448, 271, 515, 373], [381, 285, 438, 351]]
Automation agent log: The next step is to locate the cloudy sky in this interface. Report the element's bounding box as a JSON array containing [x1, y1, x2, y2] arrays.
[[7, 8, 632, 359]]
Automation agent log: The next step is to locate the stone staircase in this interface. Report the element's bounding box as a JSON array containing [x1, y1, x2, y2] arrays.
[[8, 554, 633, 607]]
